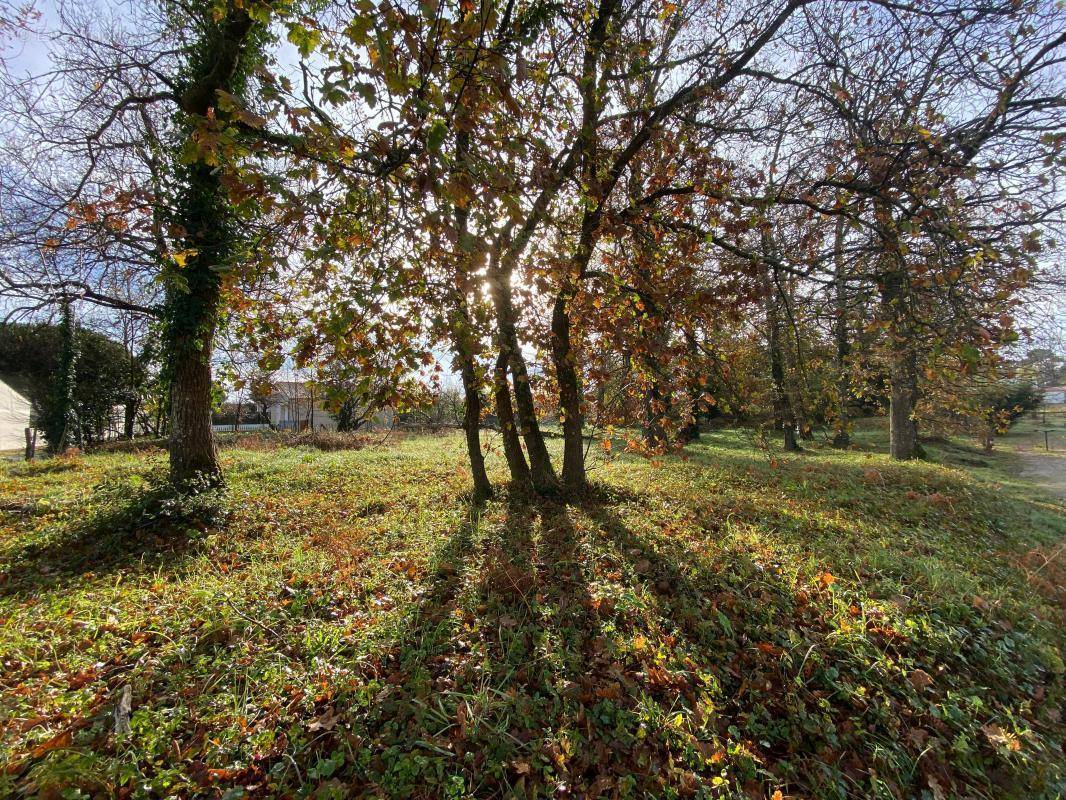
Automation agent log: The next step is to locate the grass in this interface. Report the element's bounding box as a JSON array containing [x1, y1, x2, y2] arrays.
[[0, 424, 1063, 799]]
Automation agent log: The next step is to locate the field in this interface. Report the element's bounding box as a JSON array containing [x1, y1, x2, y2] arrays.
[[0, 425, 1063, 799]]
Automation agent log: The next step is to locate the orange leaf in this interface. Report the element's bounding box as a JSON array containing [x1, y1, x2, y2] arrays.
[[29, 730, 73, 759]]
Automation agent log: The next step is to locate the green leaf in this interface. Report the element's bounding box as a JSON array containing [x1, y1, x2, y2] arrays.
[[426, 120, 448, 153], [287, 24, 321, 58]]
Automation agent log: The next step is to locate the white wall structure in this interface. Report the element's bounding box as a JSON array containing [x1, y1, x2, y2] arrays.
[[266, 381, 339, 431], [0, 378, 32, 451]]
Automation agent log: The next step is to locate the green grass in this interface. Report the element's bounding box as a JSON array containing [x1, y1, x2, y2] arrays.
[[0, 426, 1063, 799]]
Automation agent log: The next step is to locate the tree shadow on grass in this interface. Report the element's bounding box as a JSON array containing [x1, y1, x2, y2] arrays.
[[354, 493, 600, 796], [272, 489, 647, 799], [12, 480, 1049, 799], [0, 471, 219, 599], [294, 487, 888, 798], [668, 439, 1012, 541], [575, 488, 959, 798]]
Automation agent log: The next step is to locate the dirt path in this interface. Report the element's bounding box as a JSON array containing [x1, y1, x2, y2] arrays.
[[1003, 415, 1066, 501]]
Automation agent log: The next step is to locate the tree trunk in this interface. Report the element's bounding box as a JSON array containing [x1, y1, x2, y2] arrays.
[[639, 319, 671, 450], [457, 347, 492, 502], [124, 399, 137, 439], [832, 214, 851, 447], [763, 260, 800, 453], [488, 267, 558, 493], [168, 315, 220, 487], [165, 150, 229, 485], [165, 169, 222, 487], [550, 293, 587, 491], [642, 375, 669, 449], [164, 4, 261, 488], [886, 345, 920, 459], [447, 132, 493, 502], [493, 351, 531, 489], [46, 298, 78, 453], [678, 377, 702, 443], [877, 204, 921, 461]]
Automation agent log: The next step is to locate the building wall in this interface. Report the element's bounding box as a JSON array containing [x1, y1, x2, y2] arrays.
[[0, 379, 32, 451]]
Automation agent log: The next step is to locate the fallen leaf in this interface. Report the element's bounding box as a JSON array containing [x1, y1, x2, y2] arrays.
[[908, 669, 933, 691], [308, 707, 339, 732]]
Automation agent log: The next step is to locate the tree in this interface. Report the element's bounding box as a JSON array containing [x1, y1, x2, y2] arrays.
[[44, 300, 78, 451], [0, 0, 316, 487], [773, 2, 1066, 458]]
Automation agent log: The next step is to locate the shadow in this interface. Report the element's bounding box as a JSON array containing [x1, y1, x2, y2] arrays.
[[284, 483, 886, 797], [0, 470, 219, 598], [8, 453, 1049, 798], [572, 490, 942, 797], [668, 436, 1002, 534], [276, 490, 622, 798]]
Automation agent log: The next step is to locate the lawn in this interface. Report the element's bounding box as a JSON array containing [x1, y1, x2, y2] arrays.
[[0, 426, 1063, 799]]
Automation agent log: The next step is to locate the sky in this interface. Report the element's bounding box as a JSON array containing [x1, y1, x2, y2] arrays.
[[2, 0, 59, 77]]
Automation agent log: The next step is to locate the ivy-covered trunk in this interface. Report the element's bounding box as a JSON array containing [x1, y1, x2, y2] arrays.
[[164, 5, 261, 487], [44, 299, 78, 453], [165, 163, 224, 487]]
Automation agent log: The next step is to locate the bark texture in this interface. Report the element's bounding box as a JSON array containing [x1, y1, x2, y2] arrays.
[[551, 292, 587, 491], [876, 200, 922, 460], [832, 215, 851, 448]]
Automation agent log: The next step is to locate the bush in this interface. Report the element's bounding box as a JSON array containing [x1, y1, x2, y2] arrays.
[[215, 429, 387, 452], [89, 437, 167, 454]]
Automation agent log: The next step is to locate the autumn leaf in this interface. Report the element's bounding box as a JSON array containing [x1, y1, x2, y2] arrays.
[[908, 669, 934, 692]]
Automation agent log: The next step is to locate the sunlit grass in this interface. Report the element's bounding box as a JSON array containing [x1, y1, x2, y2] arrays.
[[0, 428, 1062, 798]]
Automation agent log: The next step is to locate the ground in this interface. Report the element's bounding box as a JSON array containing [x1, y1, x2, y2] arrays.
[[1004, 406, 1066, 500], [0, 423, 1063, 799]]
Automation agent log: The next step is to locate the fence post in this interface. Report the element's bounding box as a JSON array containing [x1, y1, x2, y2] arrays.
[[24, 427, 35, 460]]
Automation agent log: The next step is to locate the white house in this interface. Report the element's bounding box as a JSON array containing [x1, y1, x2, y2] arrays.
[[0, 377, 32, 451], [240, 379, 396, 432], [266, 380, 339, 431]]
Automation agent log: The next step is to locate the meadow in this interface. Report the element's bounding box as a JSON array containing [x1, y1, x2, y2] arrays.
[[0, 424, 1063, 799]]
